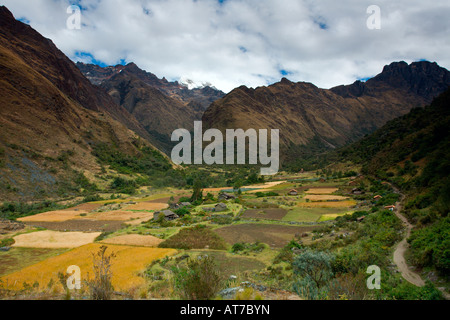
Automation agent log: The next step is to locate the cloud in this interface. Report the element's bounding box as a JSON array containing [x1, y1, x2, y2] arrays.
[[1, 0, 449, 92]]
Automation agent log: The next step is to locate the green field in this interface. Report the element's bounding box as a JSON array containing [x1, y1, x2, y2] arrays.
[[0, 247, 68, 277], [282, 207, 350, 222]]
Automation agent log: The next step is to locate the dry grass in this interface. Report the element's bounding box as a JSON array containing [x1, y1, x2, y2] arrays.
[[18, 210, 86, 222], [242, 181, 287, 189], [298, 200, 357, 208], [101, 234, 163, 247], [83, 211, 155, 221], [124, 202, 168, 211], [304, 195, 349, 201], [0, 243, 176, 292], [12, 230, 101, 249], [304, 188, 339, 194]]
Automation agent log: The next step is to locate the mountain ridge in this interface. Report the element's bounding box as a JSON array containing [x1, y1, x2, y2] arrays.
[[203, 60, 450, 164], [77, 62, 225, 153], [0, 6, 172, 200]]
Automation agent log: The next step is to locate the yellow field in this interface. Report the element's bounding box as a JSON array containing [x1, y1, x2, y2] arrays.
[[298, 200, 357, 208], [83, 210, 155, 221], [91, 193, 173, 205], [318, 213, 351, 222], [124, 217, 155, 226], [304, 195, 349, 201], [101, 234, 163, 247], [125, 202, 168, 211], [0, 244, 176, 292], [305, 188, 339, 194], [18, 210, 86, 222], [12, 231, 101, 249]]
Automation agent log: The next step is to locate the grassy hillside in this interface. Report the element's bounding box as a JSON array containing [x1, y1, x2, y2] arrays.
[[333, 88, 450, 276]]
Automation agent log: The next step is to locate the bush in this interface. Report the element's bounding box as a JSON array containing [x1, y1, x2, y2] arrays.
[[0, 238, 14, 247], [292, 248, 336, 299], [274, 240, 304, 264], [174, 207, 190, 217], [231, 242, 266, 254], [85, 246, 115, 300], [110, 177, 137, 194], [171, 255, 223, 300], [409, 216, 450, 273]]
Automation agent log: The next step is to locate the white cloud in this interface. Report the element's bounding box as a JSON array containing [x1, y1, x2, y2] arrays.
[[1, 0, 449, 92]]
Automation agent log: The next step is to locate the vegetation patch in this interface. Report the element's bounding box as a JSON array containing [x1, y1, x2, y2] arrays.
[[159, 225, 228, 250], [215, 223, 317, 249], [242, 208, 288, 220]]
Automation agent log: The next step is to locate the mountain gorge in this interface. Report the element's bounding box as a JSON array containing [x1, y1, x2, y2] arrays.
[[77, 62, 225, 153]]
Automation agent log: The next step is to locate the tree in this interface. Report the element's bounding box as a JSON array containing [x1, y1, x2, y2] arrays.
[[190, 179, 203, 203]]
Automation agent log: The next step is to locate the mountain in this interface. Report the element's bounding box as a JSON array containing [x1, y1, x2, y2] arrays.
[[202, 61, 450, 163], [0, 6, 171, 200], [338, 87, 450, 274], [77, 62, 225, 153]]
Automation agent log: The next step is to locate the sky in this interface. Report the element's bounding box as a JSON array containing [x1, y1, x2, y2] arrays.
[[1, 0, 450, 93]]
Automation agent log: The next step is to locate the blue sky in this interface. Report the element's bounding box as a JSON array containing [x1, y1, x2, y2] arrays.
[[1, 0, 449, 92]]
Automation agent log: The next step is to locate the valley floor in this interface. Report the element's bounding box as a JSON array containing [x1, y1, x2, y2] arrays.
[[0, 172, 446, 300]]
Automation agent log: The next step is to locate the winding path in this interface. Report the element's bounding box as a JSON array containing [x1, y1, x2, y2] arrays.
[[391, 185, 450, 299], [391, 187, 425, 287]]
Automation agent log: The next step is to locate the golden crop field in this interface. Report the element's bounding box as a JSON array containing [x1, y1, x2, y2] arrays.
[[318, 213, 352, 222], [0, 244, 176, 292], [124, 202, 168, 211], [305, 188, 339, 194], [298, 200, 357, 208], [12, 231, 101, 249], [83, 210, 155, 221], [18, 210, 85, 222], [101, 234, 163, 247], [304, 195, 349, 201]]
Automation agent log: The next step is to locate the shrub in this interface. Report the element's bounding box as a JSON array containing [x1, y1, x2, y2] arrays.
[[110, 177, 137, 194], [274, 240, 304, 264], [0, 238, 14, 247], [409, 216, 450, 273], [85, 246, 115, 300], [171, 255, 223, 300], [292, 249, 336, 299], [174, 207, 190, 217]]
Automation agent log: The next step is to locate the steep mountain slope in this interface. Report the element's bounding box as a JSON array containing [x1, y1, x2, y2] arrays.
[[338, 87, 450, 275], [77, 62, 225, 153], [0, 6, 150, 141], [0, 6, 171, 201], [77, 62, 225, 112], [203, 61, 450, 163]]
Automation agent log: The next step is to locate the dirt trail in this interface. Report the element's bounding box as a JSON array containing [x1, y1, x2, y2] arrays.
[[391, 185, 450, 299], [391, 186, 426, 287]]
